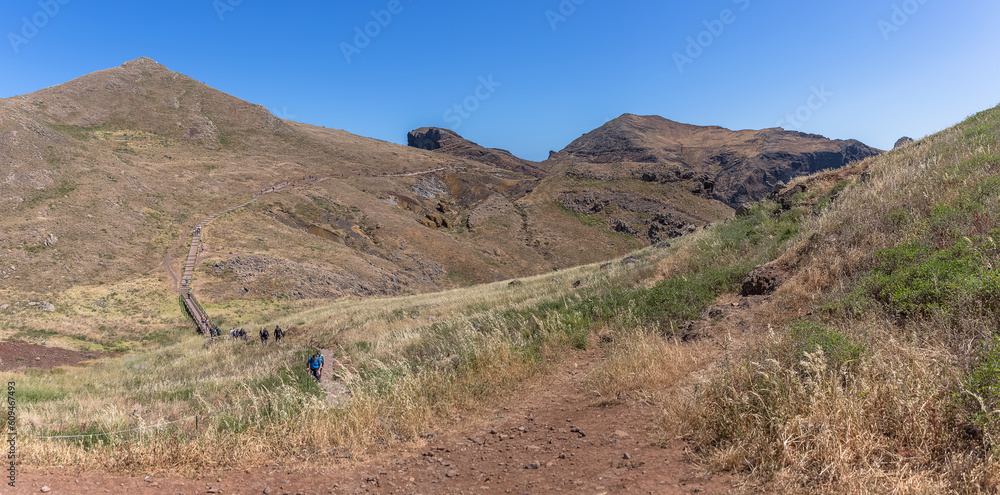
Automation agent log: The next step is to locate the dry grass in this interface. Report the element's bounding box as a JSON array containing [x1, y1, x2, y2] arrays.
[[584, 324, 707, 405], [14, 247, 679, 473], [672, 105, 1000, 492]]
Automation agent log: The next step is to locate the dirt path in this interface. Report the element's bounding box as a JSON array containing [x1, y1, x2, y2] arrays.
[[17, 346, 731, 494], [316, 347, 351, 407], [162, 229, 187, 292]]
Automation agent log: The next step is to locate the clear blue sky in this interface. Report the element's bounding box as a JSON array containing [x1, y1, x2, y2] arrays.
[[2, 0, 998, 160]]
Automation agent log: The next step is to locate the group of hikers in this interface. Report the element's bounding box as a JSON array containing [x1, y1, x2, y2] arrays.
[[210, 324, 286, 344], [203, 318, 325, 382]]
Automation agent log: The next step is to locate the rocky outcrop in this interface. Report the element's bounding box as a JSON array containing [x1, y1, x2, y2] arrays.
[[558, 190, 700, 243], [407, 127, 548, 177], [894, 137, 915, 149]]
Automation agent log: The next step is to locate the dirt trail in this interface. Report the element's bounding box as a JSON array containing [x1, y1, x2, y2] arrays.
[[17, 346, 731, 494], [317, 347, 351, 407]]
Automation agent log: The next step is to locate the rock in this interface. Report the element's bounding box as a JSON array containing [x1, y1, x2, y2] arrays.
[[620, 255, 639, 265], [525, 461, 540, 470], [421, 213, 451, 229], [775, 183, 807, 210], [43, 233, 58, 247], [508, 280, 523, 287], [39, 301, 55, 312], [740, 263, 785, 296], [263, 488, 273, 494], [612, 430, 630, 439], [445, 469, 459, 478], [611, 219, 637, 236], [41, 487, 51, 493], [572, 280, 582, 288], [894, 137, 914, 149]]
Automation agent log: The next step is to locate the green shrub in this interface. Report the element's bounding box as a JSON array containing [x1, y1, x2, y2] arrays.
[[788, 322, 866, 372], [859, 240, 1000, 317]]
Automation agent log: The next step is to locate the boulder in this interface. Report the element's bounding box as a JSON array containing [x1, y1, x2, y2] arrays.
[[894, 137, 914, 149]]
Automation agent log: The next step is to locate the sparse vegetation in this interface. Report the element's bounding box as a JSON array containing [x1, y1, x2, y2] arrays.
[[673, 104, 1000, 492]]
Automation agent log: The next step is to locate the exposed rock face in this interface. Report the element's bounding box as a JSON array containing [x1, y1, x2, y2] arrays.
[[548, 114, 882, 208], [407, 127, 548, 177], [558, 190, 700, 242], [894, 137, 915, 149]]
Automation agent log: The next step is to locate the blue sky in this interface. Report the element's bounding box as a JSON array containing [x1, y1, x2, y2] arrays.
[[2, 0, 998, 160]]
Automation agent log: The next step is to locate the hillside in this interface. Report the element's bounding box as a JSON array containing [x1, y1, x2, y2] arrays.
[[413, 115, 881, 246], [407, 127, 548, 177], [0, 58, 635, 326], [19, 102, 1000, 491], [7, 59, 1000, 492], [1, 58, 880, 346]]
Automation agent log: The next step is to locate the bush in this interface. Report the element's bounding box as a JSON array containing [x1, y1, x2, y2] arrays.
[[859, 240, 1000, 317], [788, 322, 866, 372]]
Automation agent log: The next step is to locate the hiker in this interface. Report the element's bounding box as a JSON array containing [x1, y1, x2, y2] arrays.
[[260, 327, 269, 344], [307, 351, 324, 381], [274, 325, 283, 343]]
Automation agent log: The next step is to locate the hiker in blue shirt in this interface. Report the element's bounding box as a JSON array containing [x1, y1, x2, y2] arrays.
[[307, 352, 324, 381]]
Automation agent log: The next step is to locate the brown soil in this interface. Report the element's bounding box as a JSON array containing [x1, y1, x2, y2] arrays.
[[0, 342, 99, 372], [16, 347, 732, 494]]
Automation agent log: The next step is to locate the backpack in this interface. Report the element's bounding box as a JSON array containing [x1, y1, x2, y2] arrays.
[[308, 355, 320, 370]]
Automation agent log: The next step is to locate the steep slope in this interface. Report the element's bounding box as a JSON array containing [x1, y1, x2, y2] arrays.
[[407, 127, 548, 177]]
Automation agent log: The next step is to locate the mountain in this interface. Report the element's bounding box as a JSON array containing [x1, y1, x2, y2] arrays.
[[1, 58, 879, 320], [410, 115, 881, 246], [548, 114, 882, 208], [0, 58, 634, 311]]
